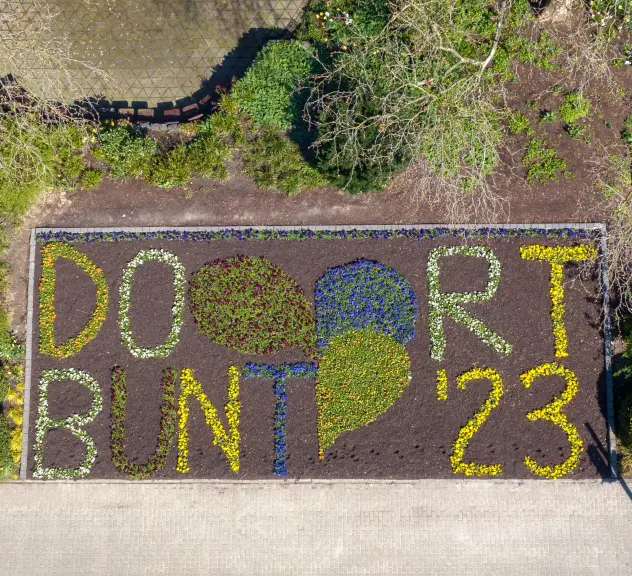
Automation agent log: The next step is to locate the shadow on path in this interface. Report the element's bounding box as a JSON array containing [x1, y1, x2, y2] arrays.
[[76, 25, 295, 123]]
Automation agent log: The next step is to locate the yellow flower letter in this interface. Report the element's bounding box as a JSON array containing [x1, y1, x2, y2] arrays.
[[177, 366, 241, 474], [520, 362, 583, 479], [520, 244, 597, 358], [39, 242, 109, 358]]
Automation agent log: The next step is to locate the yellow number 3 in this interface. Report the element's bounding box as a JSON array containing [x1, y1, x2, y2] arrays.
[[520, 362, 583, 479]]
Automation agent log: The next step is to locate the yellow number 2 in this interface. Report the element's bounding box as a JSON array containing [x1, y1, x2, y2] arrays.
[[520, 362, 583, 479], [451, 367, 504, 477]]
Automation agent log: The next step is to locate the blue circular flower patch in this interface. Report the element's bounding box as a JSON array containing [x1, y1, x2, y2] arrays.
[[314, 259, 418, 352]]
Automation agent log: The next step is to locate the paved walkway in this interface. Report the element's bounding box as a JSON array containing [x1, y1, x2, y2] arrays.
[[2, 0, 306, 105], [0, 479, 631, 575]]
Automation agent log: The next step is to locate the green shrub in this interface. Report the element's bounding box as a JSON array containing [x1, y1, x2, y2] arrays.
[[617, 388, 632, 450], [197, 95, 247, 145], [540, 110, 557, 123], [522, 138, 567, 184], [186, 134, 231, 180], [616, 317, 632, 382], [508, 111, 533, 135], [0, 333, 24, 362], [146, 144, 192, 188], [0, 366, 8, 403], [40, 124, 85, 189], [316, 150, 396, 193], [0, 260, 21, 362], [79, 168, 104, 189], [418, 106, 502, 186], [242, 129, 325, 195], [587, 0, 632, 26], [506, 30, 561, 71], [621, 115, 632, 145], [93, 122, 156, 179], [0, 118, 88, 217], [0, 414, 10, 476], [558, 92, 591, 124], [232, 40, 316, 131], [565, 123, 586, 139], [296, 0, 392, 52]]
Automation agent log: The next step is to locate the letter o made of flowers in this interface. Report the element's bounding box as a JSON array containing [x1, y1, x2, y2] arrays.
[[34, 368, 103, 479], [118, 250, 186, 359]]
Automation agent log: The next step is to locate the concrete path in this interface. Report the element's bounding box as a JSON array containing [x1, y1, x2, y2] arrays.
[[3, 0, 306, 105], [0, 479, 631, 575]]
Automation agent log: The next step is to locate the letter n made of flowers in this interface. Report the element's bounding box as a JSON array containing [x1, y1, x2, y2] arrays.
[[176, 367, 240, 474], [427, 246, 512, 361]]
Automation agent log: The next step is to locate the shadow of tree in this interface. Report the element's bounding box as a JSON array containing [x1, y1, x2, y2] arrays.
[[75, 23, 299, 123], [609, 342, 632, 500]]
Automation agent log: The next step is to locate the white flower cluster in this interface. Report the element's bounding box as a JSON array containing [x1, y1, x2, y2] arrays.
[[118, 249, 186, 359], [34, 368, 103, 479], [427, 245, 512, 361]]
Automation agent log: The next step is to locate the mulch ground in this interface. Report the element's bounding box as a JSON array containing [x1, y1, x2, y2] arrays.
[[27, 233, 609, 479]]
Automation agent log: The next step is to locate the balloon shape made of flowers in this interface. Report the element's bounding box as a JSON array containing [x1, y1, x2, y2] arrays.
[[314, 259, 418, 457], [189, 255, 316, 356], [314, 259, 418, 352]]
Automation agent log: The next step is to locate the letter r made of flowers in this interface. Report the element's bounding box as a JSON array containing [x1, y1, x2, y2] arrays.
[[427, 245, 512, 361]]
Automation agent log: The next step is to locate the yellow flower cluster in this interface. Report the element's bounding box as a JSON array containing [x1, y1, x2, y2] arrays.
[[176, 367, 241, 474], [39, 243, 109, 358], [436, 368, 448, 401], [451, 367, 503, 477], [520, 362, 583, 479], [6, 380, 24, 478], [520, 244, 597, 358]]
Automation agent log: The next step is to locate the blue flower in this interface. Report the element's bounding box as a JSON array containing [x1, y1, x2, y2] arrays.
[[314, 259, 418, 352]]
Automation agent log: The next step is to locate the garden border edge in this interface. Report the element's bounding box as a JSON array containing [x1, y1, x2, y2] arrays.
[[20, 222, 615, 480]]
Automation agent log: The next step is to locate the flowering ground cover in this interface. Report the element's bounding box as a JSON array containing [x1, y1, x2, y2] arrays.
[[25, 227, 609, 479]]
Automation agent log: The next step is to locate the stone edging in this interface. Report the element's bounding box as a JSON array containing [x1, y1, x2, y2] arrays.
[[20, 230, 36, 479], [599, 223, 617, 477], [21, 222, 616, 480]]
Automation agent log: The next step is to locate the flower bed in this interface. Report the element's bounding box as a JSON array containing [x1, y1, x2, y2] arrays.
[[25, 227, 609, 479]]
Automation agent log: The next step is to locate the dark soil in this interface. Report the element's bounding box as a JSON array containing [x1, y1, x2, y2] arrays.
[[28, 234, 609, 479]]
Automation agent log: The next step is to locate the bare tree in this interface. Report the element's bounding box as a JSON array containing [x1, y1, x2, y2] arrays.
[[0, 0, 112, 219], [306, 0, 519, 217]]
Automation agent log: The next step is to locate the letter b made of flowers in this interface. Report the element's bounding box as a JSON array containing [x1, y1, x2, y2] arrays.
[[34, 369, 103, 479]]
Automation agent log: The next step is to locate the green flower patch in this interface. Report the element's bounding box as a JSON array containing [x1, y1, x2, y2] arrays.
[[315, 329, 410, 456], [110, 366, 177, 479], [189, 255, 317, 356]]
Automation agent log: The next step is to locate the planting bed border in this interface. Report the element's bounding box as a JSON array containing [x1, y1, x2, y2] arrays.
[[20, 223, 616, 480]]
